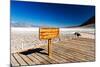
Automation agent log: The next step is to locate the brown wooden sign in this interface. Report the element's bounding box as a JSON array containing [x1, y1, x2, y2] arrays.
[[39, 28, 59, 40], [39, 28, 59, 57]]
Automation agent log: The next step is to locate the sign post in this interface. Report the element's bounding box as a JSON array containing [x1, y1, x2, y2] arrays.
[[39, 28, 59, 57], [48, 39, 51, 57]]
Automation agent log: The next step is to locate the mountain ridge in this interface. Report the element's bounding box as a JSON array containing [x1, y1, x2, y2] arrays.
[[11, 16, 95, 28]]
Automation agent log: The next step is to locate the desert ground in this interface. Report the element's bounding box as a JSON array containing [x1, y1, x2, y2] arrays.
[[11, 27, 95, 66]]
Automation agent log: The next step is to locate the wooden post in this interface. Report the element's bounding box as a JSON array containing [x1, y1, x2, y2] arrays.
[[48, 39, 52, 57]]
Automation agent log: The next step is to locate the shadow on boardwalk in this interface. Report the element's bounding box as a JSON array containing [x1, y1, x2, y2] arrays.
[[20, 48, 48, 55]]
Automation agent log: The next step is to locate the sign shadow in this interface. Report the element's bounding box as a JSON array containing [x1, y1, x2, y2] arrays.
[[20, 48, 48, 55]]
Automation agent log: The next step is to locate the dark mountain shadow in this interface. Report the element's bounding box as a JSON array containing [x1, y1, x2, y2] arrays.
[[65, 16, 95, 28], [79, 16, 95, 27], [20, 48, 48, 55]]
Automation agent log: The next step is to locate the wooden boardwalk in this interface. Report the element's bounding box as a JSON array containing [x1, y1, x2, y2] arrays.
[[11, 38, 95, 66]]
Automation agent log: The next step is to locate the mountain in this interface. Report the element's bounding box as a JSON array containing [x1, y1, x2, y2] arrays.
[[79, 16, 95, 28], [11, 22, 55, 27], [11, 22, 39, 27], [11, 16, 95, 28], [66, 16, 95, 28]]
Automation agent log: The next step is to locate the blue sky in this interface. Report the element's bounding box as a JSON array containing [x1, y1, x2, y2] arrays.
[[11, 1, 95, 27]]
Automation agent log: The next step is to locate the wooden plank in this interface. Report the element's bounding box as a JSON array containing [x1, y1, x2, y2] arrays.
[[19, 54, 35, 65], [11, 54, 19, 66], [13, 53, 27, 66], [31, 53, 50, 64], [58, 41, 94, 55], [61, 39, 94, 48], [52, 45, 82, 62], [52, 51, 74, 63], [75, 38, 94, 42], [69, 39, 95, 47], [36, 53, 58, 64], [10, 61, 14, 67], [52, 50, 78, 62], [53, 43, 84, 61], [70, 51, 95, 61], [27, 54, 42, 65], [68, 48, 94, 58], [50, 52, 68, 63], [42, 46, 70, 62], [39, 38, 95, 63], [42, 47, 70, 63], [43, 46, 78, 63], [53, 43, 94, 62]]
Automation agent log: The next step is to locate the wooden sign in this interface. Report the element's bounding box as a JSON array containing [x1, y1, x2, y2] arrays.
[[39, 28, 59, 40], [39, 28, 59, 57]]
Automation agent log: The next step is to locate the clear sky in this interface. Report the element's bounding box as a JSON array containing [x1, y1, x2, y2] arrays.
[[11, 1, 95, 27]]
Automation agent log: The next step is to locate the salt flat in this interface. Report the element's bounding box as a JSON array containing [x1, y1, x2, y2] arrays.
[[11, 27, 95, 53]]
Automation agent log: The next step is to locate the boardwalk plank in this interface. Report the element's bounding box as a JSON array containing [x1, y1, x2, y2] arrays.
[[52, 45, 83, 62], [19, 54, 35, 65], [57, 41, 94, 55], [11, 54, 19, 66], [53, 43, 95, 61], [36, 53, 58, 64], [27, 54, 42, 65], [31, 53, 50, 64], [13, 53, 27, 66]]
